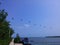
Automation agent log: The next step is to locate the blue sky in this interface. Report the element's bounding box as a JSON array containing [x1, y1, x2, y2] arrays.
[[0, 0, 60, 37]]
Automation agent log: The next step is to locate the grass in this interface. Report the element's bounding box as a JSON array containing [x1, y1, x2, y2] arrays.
[[0, 38, 12, 45]]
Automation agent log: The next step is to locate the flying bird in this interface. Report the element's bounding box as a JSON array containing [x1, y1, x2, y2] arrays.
[[40, 25, 41, 27], [20, 19, 23, 21], [28, 21, 31, 23], [12, 17, 14, 20], [43, 26, 46, 28], [33, 24, 37, 26], [50, 27, 53, 29], [0, 2, 1, 5]]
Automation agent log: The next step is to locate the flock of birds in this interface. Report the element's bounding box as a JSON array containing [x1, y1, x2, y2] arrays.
[[0, 0, 4, 5], [0, 0, 52, 29], [12, 17, 42, 26], [11, 17, 53, 29]]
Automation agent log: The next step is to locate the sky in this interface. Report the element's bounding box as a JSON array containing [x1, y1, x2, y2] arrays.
[[0, 0, 60, 37]]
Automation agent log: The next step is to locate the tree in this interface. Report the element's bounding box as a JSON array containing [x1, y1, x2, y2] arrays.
[[0, 10, 14, 45], [14, 34, 21, 43]]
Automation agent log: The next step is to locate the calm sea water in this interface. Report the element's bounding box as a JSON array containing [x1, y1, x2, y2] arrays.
[[28, 37, 60, 45]]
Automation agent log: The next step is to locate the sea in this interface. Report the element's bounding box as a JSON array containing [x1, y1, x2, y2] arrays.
[[28, 37, 60, 45]]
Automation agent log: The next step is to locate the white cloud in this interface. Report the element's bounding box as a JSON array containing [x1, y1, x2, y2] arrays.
[[12, 24, 31, 29], [24, 24, 30, 28]]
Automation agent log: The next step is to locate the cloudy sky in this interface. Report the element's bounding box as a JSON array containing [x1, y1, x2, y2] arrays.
[[0, 0, 60, 37]]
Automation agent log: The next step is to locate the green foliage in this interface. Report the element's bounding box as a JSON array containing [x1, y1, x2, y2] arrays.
[[0, 10, 14, 45], [14, 34, 21, 43]]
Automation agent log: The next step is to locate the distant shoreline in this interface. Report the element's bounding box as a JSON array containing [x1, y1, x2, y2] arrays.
[[45, 36, 60, 38]]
